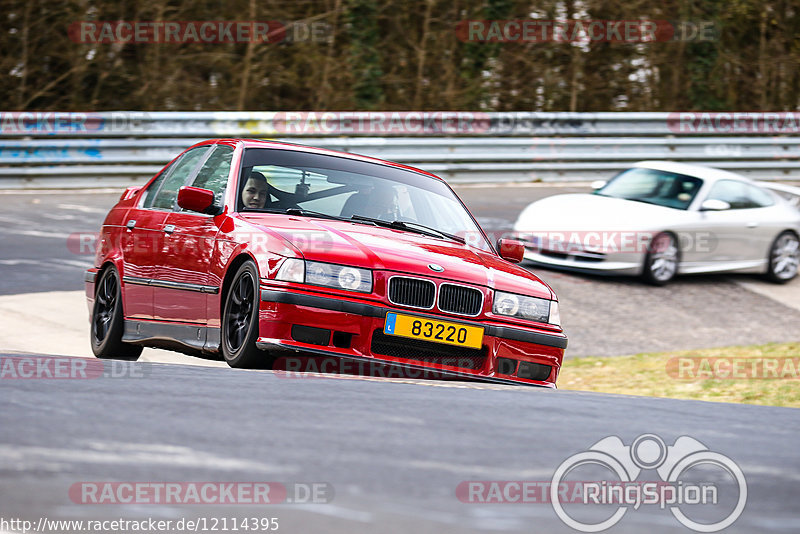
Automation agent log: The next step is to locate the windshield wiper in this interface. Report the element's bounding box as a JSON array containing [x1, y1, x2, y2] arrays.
[[284, 208, 350, 221], [247, 207, 348, 221], [350, 215, 465, 244]]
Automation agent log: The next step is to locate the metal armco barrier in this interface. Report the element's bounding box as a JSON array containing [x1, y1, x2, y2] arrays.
[[1, 112, 798, 188]]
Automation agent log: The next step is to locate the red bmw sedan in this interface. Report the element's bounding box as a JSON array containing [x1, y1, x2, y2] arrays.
[[86, 139, 567, 387]]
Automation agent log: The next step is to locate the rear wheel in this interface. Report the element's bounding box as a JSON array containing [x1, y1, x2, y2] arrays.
[[642, 232, 679, 286], [222, 261, 267, 368], [91, 266, 142, 360], [766, 231, 799, 283]]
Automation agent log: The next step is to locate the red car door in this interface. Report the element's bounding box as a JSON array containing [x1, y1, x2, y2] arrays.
[[154, 144, 234, 325], [124, 145, 213, 322], [120, 208, 169, 320]]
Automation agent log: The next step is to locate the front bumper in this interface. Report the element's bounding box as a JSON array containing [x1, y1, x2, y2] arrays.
[[522, 249, 644, 276], [258, 287, 567, 387]]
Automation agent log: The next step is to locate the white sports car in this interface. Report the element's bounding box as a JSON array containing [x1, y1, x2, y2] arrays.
[[513, 161, 800, 285]]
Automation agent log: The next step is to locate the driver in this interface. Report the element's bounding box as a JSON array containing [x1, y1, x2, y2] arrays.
[[242, 171, 269, 209], [368, 185, 399, 220]]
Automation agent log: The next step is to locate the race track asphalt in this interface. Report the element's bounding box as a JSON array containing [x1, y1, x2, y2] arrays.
[[0, 186, 798, 533]]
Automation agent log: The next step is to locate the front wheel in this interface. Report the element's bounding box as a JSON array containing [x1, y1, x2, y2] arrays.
[[642, 232, 679, 286], [91, 266, 142, 360], [766, 231, 800, 283], [222, 261, 268, 368]]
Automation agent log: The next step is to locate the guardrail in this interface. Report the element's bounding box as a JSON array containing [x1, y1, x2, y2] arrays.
[[1, 112, 798, 188]]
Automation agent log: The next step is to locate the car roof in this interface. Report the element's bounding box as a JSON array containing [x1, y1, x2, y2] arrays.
[[631, 160, 753, 185], [203, 138, 443, 181]]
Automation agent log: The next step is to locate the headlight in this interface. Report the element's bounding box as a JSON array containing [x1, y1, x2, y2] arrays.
[[277, 259, 372, 293], [276, 258, 304, 283], [493, 290, 556, 324], [548, 300, 561, 326]]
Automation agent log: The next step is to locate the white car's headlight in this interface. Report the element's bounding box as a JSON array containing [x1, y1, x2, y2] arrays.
[[277, 259, 372, 293], [493, 290, 558, 325]]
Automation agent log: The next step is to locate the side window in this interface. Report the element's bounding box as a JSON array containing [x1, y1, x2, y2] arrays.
[[707, 180, 774, 209], [146, 146, 211, 210], [190, 145, 234, 206], [743, 183, 774, 208], [140, 161, 175, 208]]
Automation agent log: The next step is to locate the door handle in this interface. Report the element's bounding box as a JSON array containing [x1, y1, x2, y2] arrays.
[[126, 220, 136, 230], [164, 224, 176, 234], [747, 222, 758, 228]]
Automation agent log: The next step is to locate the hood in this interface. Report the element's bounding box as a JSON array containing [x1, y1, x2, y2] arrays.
[[241, 214, 554, 299], [514, 193, 682, 232]]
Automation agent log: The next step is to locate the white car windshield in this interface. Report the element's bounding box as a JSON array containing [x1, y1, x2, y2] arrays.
[[596, 168, 703, 210]]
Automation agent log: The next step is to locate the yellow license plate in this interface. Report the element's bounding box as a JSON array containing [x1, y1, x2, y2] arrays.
[[383, 312, 484, 349]]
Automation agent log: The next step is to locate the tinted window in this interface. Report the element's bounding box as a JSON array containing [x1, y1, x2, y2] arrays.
[[147, 146, 211, 210], [189, 144, 234, 206], [140, 161, 175, 208], [707, 180, 774, 209], [596, 168, 703, 210]]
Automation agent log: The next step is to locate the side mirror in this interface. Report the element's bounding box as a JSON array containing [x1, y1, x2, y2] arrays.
[[177, 186, 218, 214], [590, 180, 607, 190], [497, 238, 525, 263], [700, 199, 731, 211]]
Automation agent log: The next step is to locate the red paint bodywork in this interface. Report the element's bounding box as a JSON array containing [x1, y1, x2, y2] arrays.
[[86, 139, 566, 387]]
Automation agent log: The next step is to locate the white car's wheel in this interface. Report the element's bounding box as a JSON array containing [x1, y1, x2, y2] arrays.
[[643, 232, 679, 286], [767, 231, 799, 283]]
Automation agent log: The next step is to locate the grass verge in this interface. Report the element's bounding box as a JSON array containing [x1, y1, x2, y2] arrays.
[[559, 342, 800, 408]]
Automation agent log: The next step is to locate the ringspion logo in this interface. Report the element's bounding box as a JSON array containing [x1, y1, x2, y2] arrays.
[[457, 434, 747, 532], [550, 434, 746, 532]]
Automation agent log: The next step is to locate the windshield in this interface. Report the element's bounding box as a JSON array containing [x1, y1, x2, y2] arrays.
[[596, 168, 703, 210], [239, 148, 491, 250]]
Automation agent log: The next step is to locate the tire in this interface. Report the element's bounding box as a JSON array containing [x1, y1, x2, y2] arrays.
[[91, 266, 143, 360], [766, 231, 800, 283], [642, 232, 679, 286], [221, 261, 266, 368]]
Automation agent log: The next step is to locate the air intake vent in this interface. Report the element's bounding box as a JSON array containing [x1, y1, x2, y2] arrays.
[[438, 284, 483, 316], [517, 361, 552, 381], [371, 330, 486, 370], [388, 277, 435, 309]]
